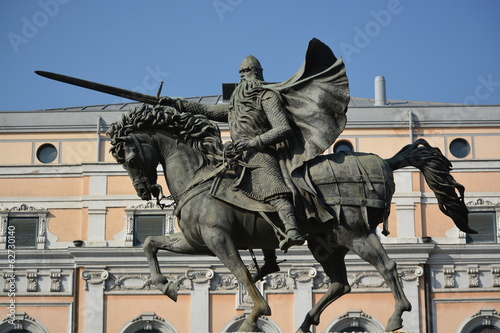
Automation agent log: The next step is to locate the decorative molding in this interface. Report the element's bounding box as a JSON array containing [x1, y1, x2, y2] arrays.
[[348, 271, 388, 289], [493, 266, 500, 288], [108, 274, 152, 291], [288, 267, 317, 284], [123, 204, 176, 247], [185, 268, 214, 285], [26, 269, 38, 292], [0, 311, 50, 333], [265, 273, 288, 290], [0, 203, 49, 249], [444, 265, 456, 288], [325, 309, 385, 333], [214, 273, 238, 291], [82, 268, 109, 291], [50, 269, 62, 292], [2, 270, 14, 293], [466, 198, 497, 206], [119, 312, 178, 333], [468, 265, 480, 288]]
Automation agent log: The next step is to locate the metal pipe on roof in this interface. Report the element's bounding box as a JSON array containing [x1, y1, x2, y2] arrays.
[[409, 110, 414, 143], [97, 116, 101, 161], [374, 76, 387, 106]]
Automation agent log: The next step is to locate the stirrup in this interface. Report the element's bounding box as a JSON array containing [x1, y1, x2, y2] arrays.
[[252, 263, 281, 283], [279, 232, 306, 252]]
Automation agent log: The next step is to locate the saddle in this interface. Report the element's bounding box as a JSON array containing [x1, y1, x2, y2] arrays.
[[208, 152, 394, 232], [209, 169, 276, 213]]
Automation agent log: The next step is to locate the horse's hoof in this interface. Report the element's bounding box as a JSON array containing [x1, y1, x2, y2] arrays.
[[295, 328, 312, 333], [385, 316, 403, 332], [162, 281, 180, 302], [238, 320, 260, 332]]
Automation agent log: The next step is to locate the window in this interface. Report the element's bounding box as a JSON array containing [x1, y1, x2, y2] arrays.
[[458, 308, 500, 333], [0, 311, 50, 333], [36, 143, 58, 163], [449, 138, 471, 158], [325, 309, 384, 333], [133, 215, 165, 246], [467, 212, 497, 243], [334, 140, 354, 154], [465, 199, 500, 244], [118, 312, 178, 333], [124, 202, 175, 247], [471, 326, 500, 333], [0, 204, 48, 250], [8, 217, 38, 248]]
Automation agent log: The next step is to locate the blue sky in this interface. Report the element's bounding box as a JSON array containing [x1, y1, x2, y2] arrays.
[[1, 0, 499, 111]]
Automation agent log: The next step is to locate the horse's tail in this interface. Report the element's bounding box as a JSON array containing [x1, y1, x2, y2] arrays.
[[385, 139, 476, 234]]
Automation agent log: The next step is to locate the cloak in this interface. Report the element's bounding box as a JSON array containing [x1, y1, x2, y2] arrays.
[[266, 38, 350, 178]]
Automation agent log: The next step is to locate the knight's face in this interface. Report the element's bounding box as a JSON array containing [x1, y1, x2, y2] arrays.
[[239, 66, 256, 81]]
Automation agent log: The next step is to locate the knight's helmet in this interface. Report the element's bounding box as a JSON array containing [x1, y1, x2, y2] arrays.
[[239, 55, 264, 81]]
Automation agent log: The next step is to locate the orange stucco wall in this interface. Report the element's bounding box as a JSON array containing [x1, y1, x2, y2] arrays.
[[433, 291, 500, 333], [48, 208, 85, 242], [0, 177, 83, 197], [105, 294, 191, 332]]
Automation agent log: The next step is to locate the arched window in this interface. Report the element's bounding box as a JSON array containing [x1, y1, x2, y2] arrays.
[[118, 313, 178, 333], [221, 315, 283, 333], [0, 312, 49, 333], [324, 309, 384, 332], [457, 308, 500, 333]]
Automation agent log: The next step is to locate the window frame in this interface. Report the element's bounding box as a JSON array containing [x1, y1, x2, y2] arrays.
[[124, 202, 175, 247], [324, 309, 385, 332], [465, 199, 500, 244], [0, 204, 48, 250]]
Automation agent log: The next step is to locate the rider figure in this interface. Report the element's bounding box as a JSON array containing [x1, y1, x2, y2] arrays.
[[161, 55, 306, 252]]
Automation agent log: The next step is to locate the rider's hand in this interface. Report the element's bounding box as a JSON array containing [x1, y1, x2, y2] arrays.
[[233, 136, 264, 152], [158, 96, 174, 106], [234, 139, 253, 151]]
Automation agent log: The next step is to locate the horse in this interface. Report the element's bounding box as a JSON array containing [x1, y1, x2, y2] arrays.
[[107, 104, 474, 333]]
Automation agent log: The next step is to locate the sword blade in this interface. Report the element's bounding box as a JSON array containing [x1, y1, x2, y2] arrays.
[[35, 70, 159, 105]]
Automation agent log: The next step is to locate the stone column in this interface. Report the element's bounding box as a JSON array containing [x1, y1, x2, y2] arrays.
[[81, 267, 109, 333], [394, 170, 418, 241], [399, 266, 424, 333], [289, 266, 317, 329], [185, 268, 214, 333], [87, 175, 108, 246]]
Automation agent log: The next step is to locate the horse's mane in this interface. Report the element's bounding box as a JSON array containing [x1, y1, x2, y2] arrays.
[[107, 104, 224, 165]]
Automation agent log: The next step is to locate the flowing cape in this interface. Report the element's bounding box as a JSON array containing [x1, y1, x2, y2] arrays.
[[266, 38, 350, 176]]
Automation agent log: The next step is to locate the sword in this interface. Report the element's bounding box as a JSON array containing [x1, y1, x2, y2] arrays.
[[35, 70, 163, 105]]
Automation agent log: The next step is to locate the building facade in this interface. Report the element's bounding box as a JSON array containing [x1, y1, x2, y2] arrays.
[[1, 91, 500, 333]]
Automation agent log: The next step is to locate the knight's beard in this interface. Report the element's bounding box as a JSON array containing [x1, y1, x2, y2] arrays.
[[231, 77, 264, 103]]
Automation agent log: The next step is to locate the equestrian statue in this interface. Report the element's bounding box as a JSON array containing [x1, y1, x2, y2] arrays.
[[36, 38, 475, 333]]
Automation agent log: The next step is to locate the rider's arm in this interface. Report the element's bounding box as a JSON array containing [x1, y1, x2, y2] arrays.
[[160, 97, 229, 123], [252, 91, 293, 149]]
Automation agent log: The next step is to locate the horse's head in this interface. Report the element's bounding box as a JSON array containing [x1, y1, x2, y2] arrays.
[[111, 133, 161, 201]]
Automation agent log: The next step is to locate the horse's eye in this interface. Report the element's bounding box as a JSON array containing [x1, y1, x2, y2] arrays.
[[128, 158, 137, 166]]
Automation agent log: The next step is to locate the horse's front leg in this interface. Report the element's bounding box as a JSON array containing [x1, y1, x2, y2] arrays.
[[204, 228, 271, 332], [143, 234, 203, 301]]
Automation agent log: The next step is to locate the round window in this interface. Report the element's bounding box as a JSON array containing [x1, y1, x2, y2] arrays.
[[334, 140, 354, 154], [449, 138, 470, 158], [36, 143, 58, 163]]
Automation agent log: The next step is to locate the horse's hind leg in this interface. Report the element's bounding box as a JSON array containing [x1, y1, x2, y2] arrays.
[[349, 232, 412, 332], [205, 232, 270, 332], [143, 234, 205, 301], [296, 235, 350, 333]]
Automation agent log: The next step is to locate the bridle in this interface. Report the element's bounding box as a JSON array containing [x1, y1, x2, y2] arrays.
[[128, 134, 170, 209]]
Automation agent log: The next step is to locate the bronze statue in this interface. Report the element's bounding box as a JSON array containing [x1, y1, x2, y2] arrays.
[[37, 38, 475, 333], [158, 39, 350, 252]]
